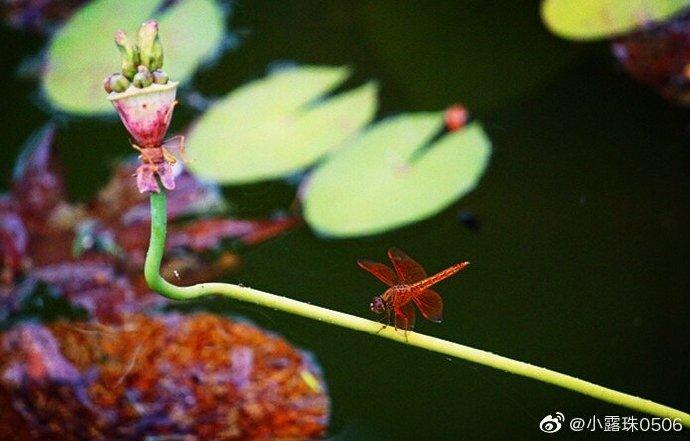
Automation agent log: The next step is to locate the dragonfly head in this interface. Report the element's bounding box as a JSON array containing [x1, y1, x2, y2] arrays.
[[370, 296, 386, 314]]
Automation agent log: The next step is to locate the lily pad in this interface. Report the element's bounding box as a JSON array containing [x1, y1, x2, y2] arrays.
[[541, 0, 690, 41], [42, 0, 225, 115], [303, 112, 491, 238], [187, 66, 378, 184]]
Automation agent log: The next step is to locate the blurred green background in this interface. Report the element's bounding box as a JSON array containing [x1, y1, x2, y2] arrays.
[[0, 1, 688, 439]]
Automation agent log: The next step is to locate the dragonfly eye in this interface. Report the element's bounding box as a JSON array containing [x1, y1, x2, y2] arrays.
[[370, 297, 386, 314]]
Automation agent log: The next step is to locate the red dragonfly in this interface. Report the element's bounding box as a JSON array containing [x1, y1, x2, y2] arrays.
[[358, 248, 469, 333]]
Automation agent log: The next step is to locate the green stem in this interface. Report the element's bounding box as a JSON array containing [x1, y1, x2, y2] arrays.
[[146, 190, 689, 426]]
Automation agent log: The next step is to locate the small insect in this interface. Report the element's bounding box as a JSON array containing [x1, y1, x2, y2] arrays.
[[357, 248, 469, 336], [444, 104, 469, 132]]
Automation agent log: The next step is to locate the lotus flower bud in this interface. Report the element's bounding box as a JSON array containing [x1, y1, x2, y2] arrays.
[[108, 20, 179, 193], [132, 65, 153, 88], [104, 73, 130, 93], [152, 69, 169, 85], [444, 104, 469, 132], [114, 30, 140, 80], [138, 20, 164, 71]]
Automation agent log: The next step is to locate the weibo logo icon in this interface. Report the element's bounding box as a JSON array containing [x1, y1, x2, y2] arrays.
[[539, 412, 565, 433]]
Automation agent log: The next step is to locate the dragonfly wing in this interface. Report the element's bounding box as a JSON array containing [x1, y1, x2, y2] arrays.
[[413, 289, 443, 323], [387, 247, 427, 283], [394, 301, 416, 330], [357, 259, 398, 286]]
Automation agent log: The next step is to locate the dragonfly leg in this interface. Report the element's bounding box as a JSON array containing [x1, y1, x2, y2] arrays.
[[393, 312, 410, 342], [375, 309, 391, 334], [399, 317, 409, 342]]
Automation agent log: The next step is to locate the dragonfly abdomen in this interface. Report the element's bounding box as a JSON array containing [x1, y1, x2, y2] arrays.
[[414, 262, 469, 290]]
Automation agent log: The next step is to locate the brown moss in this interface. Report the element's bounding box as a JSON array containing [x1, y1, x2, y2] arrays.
[[0, 313, 329, 440]]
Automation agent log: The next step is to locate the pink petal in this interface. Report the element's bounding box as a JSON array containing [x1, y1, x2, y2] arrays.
[[157, 162, 176, 191], [136, 164, 160, 193]]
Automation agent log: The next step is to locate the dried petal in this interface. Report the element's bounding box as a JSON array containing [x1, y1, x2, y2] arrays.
[[0, 207, 28, 283], [612, 12, 690, 104], [240, 216, 303, 246], [167, 219, 263, 251], [2, 323, 81, 384], [11, 124, 65, 220], [157, 161, 176, 191], [135, 163, 160, 193], [30, 262, 137, 322]]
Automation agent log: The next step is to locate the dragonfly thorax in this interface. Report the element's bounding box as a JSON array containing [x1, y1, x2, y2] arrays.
[[391, 284, 413, 293]]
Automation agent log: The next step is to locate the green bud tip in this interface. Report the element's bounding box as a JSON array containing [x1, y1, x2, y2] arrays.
[[152, 69, 169, 85], [114, 29, 140, 80], [114, 29, 128, 46], [138, 20, 164, 71]]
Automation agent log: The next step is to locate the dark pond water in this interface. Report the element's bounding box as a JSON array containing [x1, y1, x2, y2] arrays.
[[1, 1, 688, 439]]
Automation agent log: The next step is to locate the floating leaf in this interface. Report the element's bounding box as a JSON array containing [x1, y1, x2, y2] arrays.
[[42, 0, 225, 115], [187, 66, 378, 184], [303, 113, 491, 237], [541, 0, 690, 41]]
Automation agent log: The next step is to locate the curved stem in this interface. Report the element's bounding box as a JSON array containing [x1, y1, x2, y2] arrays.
[[146, 191, 689, 426]]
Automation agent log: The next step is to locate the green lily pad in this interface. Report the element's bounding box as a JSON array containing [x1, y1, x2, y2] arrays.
[[541, 0, 690, 41], [303, 112, 491, 238], [187, 66, 378, 184], [42, 0, 225, 115]]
